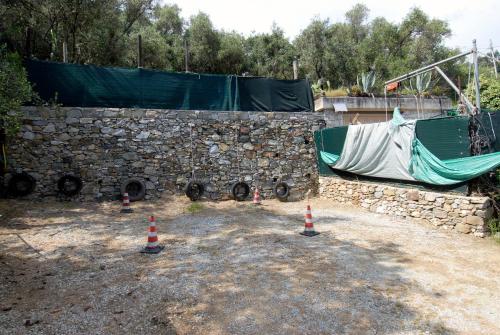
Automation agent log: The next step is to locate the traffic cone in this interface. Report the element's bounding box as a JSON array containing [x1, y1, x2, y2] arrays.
[[120, 192, 133, 213], [253, 187, 261, 205], [141, 216, 164, 254], [300, 204, 320, 237]]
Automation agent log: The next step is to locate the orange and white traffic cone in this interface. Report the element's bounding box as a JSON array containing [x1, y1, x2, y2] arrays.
[[253, 187, 261, 205], [120, 192, 133, 213], [300, 204, 320, 237], [141, 216, 164, 254]]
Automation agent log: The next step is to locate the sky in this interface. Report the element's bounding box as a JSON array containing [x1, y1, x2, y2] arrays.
[[162, 0, 499, 52]]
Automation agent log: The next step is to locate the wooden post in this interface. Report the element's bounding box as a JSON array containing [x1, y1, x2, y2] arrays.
[[137, 34, 143, 68], [293, 59, 298, 79], [184, 39, 189, 73], [63, 41, 68, 63]]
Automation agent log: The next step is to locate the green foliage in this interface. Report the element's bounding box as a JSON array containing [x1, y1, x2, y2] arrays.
[[186, 202, 204, 213], [488, 218, 500, 243], [357, 71, 376, 94], [0, 45, 33, 137], [0, 1, 475, 93], [479, 75, 500, 109]]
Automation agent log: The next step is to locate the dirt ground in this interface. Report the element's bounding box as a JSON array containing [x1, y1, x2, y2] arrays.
[[1, 196, 499, 335]]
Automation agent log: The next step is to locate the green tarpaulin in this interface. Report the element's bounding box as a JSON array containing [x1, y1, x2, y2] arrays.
[[319, 109, 500, 185], [409, 138, 500, 185], [25, 59, 314, 112]]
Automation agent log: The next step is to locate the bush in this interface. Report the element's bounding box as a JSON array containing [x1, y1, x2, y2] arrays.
[[0, 45, 33, 137], [488, 218, 500, 243], [324, 87, 348, 97]]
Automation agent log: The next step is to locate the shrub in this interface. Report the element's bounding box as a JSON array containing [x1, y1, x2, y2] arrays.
[[0, 45, 33, 137]]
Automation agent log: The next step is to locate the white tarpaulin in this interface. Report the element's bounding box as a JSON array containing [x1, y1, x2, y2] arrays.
[[332, 118, 417, 181]]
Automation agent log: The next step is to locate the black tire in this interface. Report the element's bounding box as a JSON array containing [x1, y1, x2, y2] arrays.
[[185, 181, 204, 201], [8, 172, 36, 197], [273, 182, 290, 202], [231, 181, 250, 201], [57, 175, 83, 197], [120, 179, 146, 202]]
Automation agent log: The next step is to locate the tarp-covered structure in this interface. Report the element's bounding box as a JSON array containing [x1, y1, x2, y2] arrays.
[[25, 60, 314, 112], [317, 108, 500, 185]]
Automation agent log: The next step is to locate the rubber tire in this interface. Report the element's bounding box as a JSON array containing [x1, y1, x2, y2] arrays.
[[231, 181, 250, 201], [185, 181, 204, 201], [57, 175, 83, 197], [273, 182, 290, 202], [120, 179, 146, 202], [8, 172, 36, 197]]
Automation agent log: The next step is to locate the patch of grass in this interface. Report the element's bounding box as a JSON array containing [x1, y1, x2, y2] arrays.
[[488, 218, 500, 243], [186, 202, 205, 214]]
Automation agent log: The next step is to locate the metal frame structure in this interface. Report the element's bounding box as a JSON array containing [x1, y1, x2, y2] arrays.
[[384, 39, 482, 114]]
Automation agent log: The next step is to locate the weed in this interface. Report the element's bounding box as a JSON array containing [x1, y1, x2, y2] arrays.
[[488, 218, 500, 243], [186, 202, 204, 214]]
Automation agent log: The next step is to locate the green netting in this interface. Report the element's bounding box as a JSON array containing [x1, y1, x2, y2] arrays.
[[409, 138, 500, 185], [314, 126, 348, 176], [25, 59, 314, 112], [414, 116, 470, 160], [479, 110, 500, 152]]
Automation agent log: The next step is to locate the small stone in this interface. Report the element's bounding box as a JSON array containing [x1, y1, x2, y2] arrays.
[[424, 193, 436, 202], [433, 208, 448, 219], [474, 206, 493, 219], [219, 143, 229, 151], [465, 215, 484, 226], [22, 132, 35, 140], [407, 190, 419, 201], [136, 131, 150, 140], [374, 191, 383, 199], [42, 124, 55, 133], [243, 143, 254, 150], [455, 223, 472, 234], [383, 188, 395, 196], [101, 127, 112, 134], [80, 118, 93, 124], [209, 145, 219, 155], [113, 129, 125, 137]]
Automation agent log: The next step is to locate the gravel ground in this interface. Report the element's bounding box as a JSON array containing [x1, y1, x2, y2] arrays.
[[0, 196, 499, 335]]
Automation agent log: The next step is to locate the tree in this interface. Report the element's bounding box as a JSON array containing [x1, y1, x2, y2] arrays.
[[245, 24, 295, 79], [187, 12, 220, 73], [295, 18, 330, 81], [217, 31, 246, 75], [0, 46, 33, 137]]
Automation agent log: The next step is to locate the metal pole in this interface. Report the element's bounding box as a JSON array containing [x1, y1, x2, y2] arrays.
[[184, 39, 189, 73], [137, 34, 143, 68], [63, 41, 68, 63], [293, 59, 298, 79], [490, 39, 498, 78], [472, 39, 481, 112], [434, 66, 474, 112], [385, 50, 472, 85]]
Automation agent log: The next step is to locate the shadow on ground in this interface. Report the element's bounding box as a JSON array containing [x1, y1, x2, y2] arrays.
[[0, 198, 457, 334]]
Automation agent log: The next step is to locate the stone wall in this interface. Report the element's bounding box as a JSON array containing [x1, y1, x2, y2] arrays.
[[319, 177, 493, 237], [8, 107, 342, 201]]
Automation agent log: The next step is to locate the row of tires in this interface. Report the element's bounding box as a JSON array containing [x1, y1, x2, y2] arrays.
[[5, 172, 291, 202], [186, 180, 290, 202]]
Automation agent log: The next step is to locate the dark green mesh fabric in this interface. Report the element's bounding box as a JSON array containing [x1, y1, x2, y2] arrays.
[[25, 60, 314, 112]]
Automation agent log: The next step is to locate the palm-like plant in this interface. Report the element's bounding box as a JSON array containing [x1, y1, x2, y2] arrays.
[[357, 71, 376, 95]]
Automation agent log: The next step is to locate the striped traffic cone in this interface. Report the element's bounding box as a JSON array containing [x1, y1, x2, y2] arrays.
[[141, 216, 164, 254], [253, 187, 261, 205], [300, 205, 320, 237], [120, 192, 133, 213]]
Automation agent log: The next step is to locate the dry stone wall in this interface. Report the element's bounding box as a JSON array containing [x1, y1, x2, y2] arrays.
[[9, 107, 341, 201], [319, 176, 493, 237]]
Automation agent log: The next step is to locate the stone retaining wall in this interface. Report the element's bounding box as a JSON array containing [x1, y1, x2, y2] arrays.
[[8, 107, 341, 201], [319, 176, 493, 237]]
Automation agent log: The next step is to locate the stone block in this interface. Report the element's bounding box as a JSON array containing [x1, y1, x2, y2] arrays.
[[465, 215, 484, 227], [407, 190, 419, 201], [455, 223, 472, 234]]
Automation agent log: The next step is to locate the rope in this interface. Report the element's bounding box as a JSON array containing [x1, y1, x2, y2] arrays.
[[235, 127, 241, 179], [2, 144, 6, 170], [384, 87, 388, 122], [189, 125, 195, 179]]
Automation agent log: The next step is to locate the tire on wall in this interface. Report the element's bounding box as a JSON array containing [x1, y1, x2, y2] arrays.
[[57, 175, 83, 197], [231, 181, 250, 201], [273, 182, 290, 202], [185, 181, 204, 201], [120, 178, 146, 202], [8, 172, 36, 197]]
